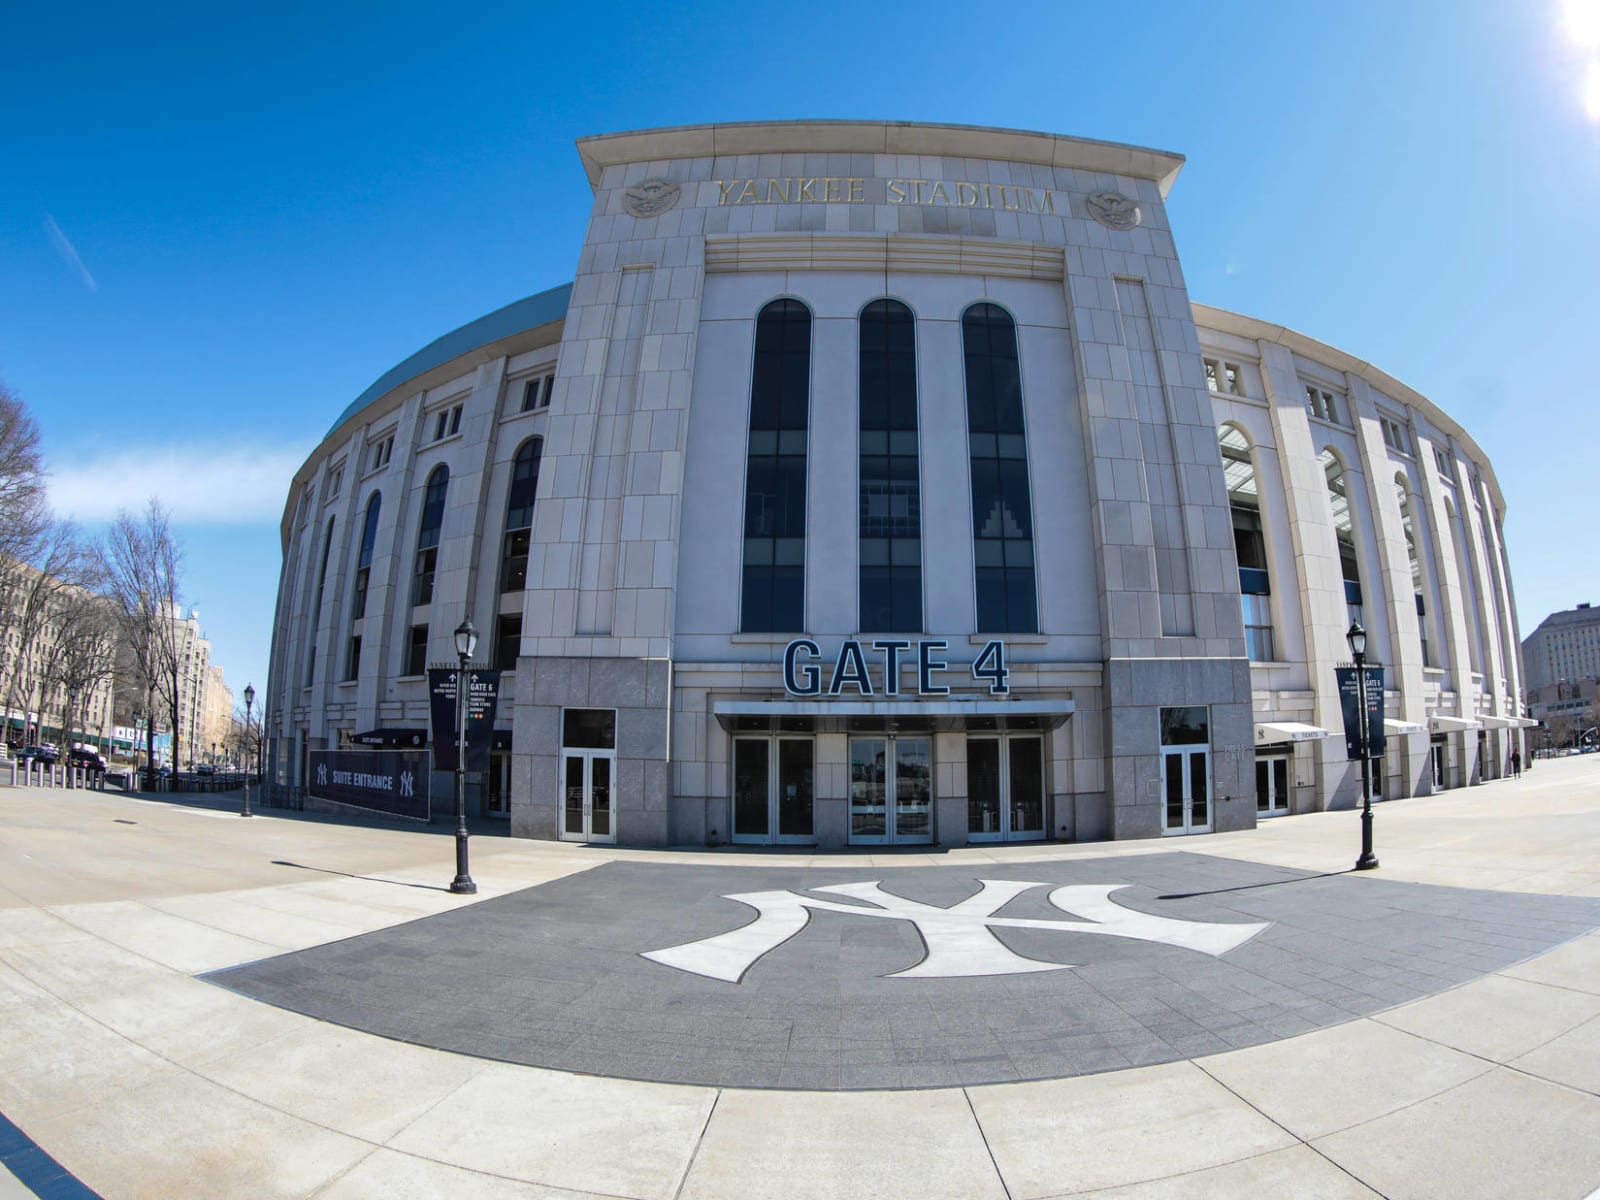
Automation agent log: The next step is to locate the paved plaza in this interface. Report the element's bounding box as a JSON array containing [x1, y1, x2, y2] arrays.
[[3, 759, 1600, 1197]]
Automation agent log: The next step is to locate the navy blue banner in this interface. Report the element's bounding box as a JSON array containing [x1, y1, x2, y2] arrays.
[[427, 668, 501, 771], [1336, 667, 1386, 760], [309, 749, 430, 820]]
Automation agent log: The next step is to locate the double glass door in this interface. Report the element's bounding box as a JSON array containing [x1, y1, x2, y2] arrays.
[[968, 736, 1044, 841], [561, 750, 614, 843], [732, 738, 814, 844], [1162, 746, 1211, 834], [850, 737, 932, 844], [1255, 753, 1289, 817]]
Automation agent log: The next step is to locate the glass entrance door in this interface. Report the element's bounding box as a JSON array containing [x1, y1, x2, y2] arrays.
[[850, 737, 933, 845], [968, 736, 1045, 841], [561, 751, 614, 843], [1255, 753, 1289, 817], [732, 737, 814, 844], [1162, 747, 1211, 834]]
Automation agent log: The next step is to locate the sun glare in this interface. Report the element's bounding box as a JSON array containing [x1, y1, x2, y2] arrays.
[[1565, 0, 1600, 49], [1586, 61, 1600, 121]]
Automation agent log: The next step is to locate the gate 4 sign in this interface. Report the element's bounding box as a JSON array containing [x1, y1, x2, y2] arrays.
[[783, 638, 1010, 697], [643, 879, 1269, 983]]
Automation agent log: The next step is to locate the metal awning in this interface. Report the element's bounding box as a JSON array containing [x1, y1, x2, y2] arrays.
[[711, 697, 1074, 733], [1254, 721, 1328, 746], [1428, 716, 1482, 733], [1509, 717, 1540, 729], [1384, 719, 1427, 735], [1477, 715, 1517, 729]]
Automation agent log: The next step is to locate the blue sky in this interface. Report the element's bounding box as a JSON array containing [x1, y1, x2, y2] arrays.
[[4, 0, 1598, 696]]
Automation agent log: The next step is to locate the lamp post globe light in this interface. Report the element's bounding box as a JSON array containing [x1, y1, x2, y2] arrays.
[[241, 683, 255, 818], [1347, 623, 1379, 872], [450, 616, 479, 895]]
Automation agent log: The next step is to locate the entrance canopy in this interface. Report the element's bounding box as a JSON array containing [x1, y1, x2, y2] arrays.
[[1477, 715, 1518, 730], [1384, 718, 1427, 736], [711, 698, 1073, 734], [1428, 715, 1481, 733], [1254, 721, 1327, 746], [352, 728, 427, 748]]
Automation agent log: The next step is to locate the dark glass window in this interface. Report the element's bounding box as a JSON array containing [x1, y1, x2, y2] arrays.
[[741, 299, 811, 632], [859, 299, 921, 632], [500, 438, 542, 593], [345, 635, 362, 681], [562, 708, 615, 749], [351, 493, 381, 620], [494, 613, 522, 671], [307, 517, 336, 686], [962, 304, 1036, 632], [411, 466, 448, 607], [406, 624, 428, 676]]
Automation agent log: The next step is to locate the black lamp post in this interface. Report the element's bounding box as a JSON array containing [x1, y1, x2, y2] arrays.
[[1347, 622, 1379, 871], [65, 686, 78, 788], [450, 616, 479, 895], [240, 684, 255, 818]]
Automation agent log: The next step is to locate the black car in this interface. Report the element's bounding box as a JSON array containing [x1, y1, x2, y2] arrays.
[[69, 748, 107, 772], [19, 745, 60, 764]]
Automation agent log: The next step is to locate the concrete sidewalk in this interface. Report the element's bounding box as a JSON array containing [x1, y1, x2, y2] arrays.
[[2, 759, 1598, 1198]]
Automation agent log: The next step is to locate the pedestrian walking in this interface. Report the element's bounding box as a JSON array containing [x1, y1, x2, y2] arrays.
[[1510, 749, 1522, 779]]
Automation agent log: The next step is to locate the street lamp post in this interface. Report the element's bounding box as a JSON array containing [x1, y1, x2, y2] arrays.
[[240, 684, 255, 818], [450, 617, 479, 895], [65, 686, 77, 789], [1347, 622, 1379, 871]]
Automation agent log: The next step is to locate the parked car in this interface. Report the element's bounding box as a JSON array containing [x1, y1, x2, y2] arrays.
[[68, 748, 107, 772], [19, 745, 59, 765], [196, 763, 215, 775]]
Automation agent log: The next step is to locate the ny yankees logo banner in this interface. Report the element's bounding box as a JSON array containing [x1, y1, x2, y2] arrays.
[[307, 749, 431, 821], [644, 879, 1269, 983]]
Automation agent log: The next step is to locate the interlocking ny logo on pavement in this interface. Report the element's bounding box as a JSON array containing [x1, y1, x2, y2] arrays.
[[643, 880, 1269, 983]]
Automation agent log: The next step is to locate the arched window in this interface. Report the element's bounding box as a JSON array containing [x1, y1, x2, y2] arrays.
[[499, 437, 542, 593], [1396, 478, 1437, 667], [962, 303, 1036, 633], [347, 492, 381, 679], [1445, 496, 1484, 672], [411, 466, 448, 606], [307, 516, 336, 686], [1319, 450, 1364, 626], [352, 493, 381, 620], [859, 299, 921, 632], [1219, 425, 1272, 660], [740, 299, 811, 633]]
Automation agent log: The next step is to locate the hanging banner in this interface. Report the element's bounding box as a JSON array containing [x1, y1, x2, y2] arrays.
[[308, 749, 430, 821], [1336, 666, 1386, 760], [427, 668, 501, 772]]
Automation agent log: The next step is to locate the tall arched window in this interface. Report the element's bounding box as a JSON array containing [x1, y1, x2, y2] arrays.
[[1220, 425, 1272, 660], [307, 516, 336, 685], [859, 299, 921, 631], [963, 303, 1036, 633], [741, 299, 811, 633], [1319, 450, 1364, 627], [347, 492, 381, 679], [1396, 478, 1437, 667], [411, 466, 448, 606], [499, 437, 542, 593], [1445, 496, 1485, 672]]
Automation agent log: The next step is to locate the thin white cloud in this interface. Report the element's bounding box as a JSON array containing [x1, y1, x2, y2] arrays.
[[43, 213, 97, 293], [48, 440, 314, 524]]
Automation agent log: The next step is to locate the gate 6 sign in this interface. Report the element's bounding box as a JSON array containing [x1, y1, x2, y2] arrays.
[[783, 637, 1010, 697], [643, 879, 1269, 983]]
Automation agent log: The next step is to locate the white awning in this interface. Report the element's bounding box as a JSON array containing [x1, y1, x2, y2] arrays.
[[1384, 718, 1427, 735], [1254, 721, 1328, 745], [1429, 715, 1482, 733], [1510, 717, 1540, 729], [1478, 715, 1517, 729]]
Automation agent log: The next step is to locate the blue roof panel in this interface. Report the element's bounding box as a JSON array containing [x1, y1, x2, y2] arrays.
[[326, 283, 573, 439]]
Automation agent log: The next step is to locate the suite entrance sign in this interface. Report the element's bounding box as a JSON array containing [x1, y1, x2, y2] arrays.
[[783, 638, 1010, 698]]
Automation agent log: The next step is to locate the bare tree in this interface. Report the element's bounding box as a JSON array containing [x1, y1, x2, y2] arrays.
[[0, 383, 49, 567], [98, 501, 183, 786], [41, 583, 119, 754], [0, 521, 90, 745]]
